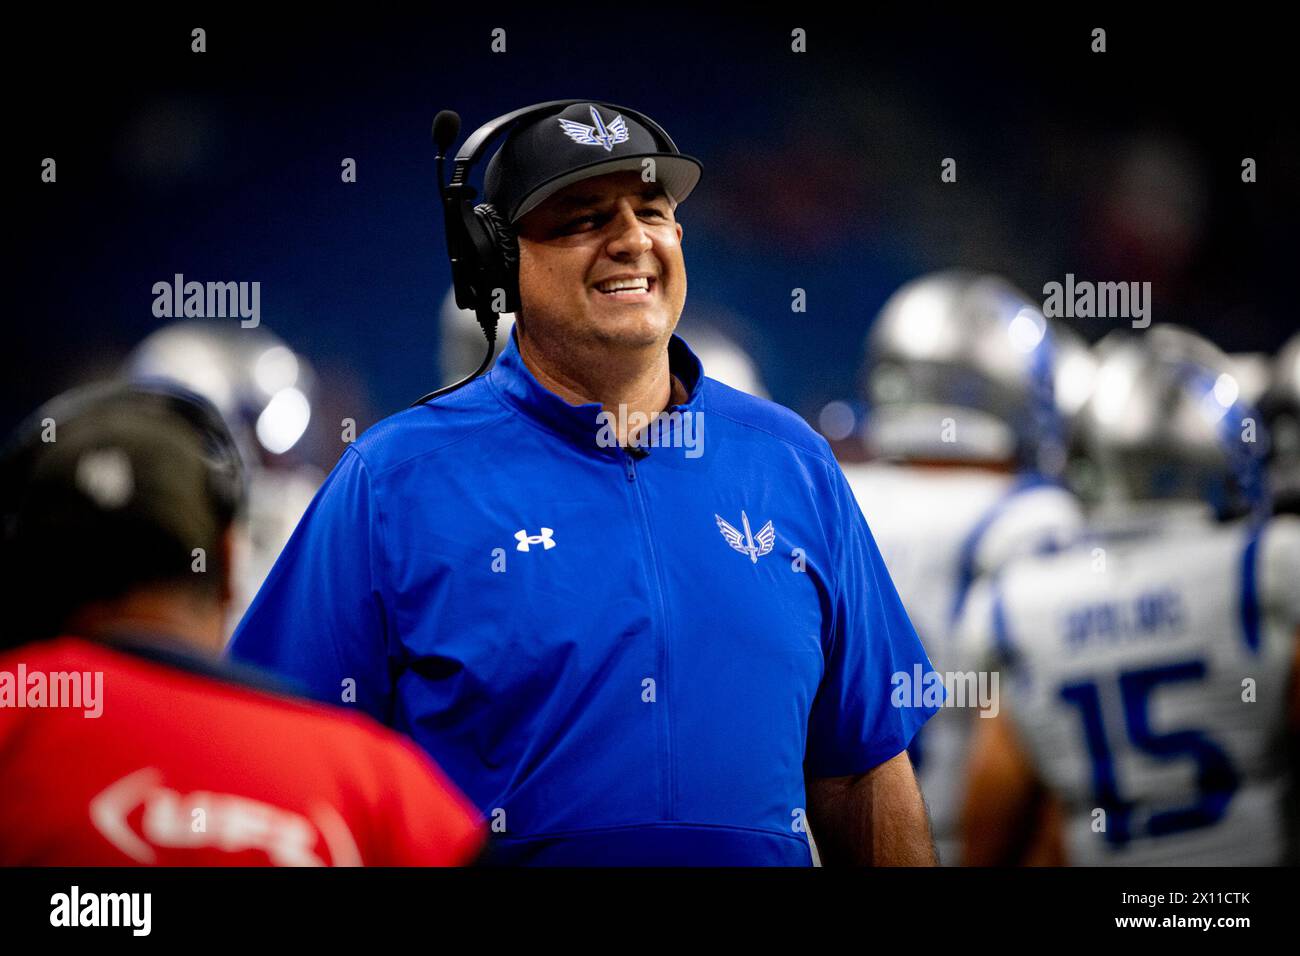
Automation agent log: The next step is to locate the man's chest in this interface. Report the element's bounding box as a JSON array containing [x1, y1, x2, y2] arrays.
[[378, 456, 831, 703]]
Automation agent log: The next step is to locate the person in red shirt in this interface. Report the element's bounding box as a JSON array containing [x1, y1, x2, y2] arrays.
[[0, 381, 484, 866]]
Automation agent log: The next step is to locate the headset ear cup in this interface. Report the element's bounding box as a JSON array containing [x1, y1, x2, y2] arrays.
[[473, 203, 520, 315]]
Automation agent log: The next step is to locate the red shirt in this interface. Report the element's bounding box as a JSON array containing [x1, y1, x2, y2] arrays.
[[0, 636, 484, 866]]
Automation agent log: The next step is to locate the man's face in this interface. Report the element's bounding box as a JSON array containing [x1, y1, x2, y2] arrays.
[[514, 170, 686, 352]]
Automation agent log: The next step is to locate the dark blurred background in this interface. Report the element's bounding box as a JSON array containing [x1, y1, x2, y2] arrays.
[[10, 7, 1297, 466]]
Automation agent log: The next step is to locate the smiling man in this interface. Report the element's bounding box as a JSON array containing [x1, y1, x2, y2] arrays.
[[514, 173, 687, 427], [230, 100, 942, 865]]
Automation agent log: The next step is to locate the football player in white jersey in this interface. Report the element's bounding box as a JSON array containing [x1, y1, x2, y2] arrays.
[[841, 271, 1089, 863], [1260, 333, 1300, 516], [125, 321, 324, 638], [959, 326, 1299, 866]]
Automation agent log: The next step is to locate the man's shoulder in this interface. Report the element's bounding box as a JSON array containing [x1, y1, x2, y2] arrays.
[[701, 377, 835, 466], [2, 637, 405, 755], [349, 377, 513, 478]]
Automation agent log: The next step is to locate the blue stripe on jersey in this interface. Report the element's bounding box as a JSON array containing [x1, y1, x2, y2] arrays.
[[949, 473, 1054, 626], [1239, 521, 1266, 654], [990, 577, 1018, 667]]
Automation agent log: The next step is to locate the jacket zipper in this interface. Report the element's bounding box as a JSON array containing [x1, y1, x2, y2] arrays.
[[623, 448, 675, 820]]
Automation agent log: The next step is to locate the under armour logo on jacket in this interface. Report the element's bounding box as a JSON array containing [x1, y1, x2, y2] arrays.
[[515, 528, 556, 552], [715, 511, 775, 564]]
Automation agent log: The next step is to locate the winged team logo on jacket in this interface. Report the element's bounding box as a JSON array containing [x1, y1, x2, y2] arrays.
[[558, 106, 630, 152], [715, 511, 775, 564]]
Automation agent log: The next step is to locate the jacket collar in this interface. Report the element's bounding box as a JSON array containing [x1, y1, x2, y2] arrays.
[[488, 327, 705, 452]]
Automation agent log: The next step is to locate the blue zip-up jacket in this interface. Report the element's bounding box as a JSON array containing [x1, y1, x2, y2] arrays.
[[229, 331, 940, 865]]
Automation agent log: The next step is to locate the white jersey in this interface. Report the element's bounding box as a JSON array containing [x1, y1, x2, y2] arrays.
[[228, 466, 322, 641], [960, 514, 1300, 865], [843, 461, 1084, 862]]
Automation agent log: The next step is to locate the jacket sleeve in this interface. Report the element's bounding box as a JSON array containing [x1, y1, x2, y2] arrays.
[[228, 446, 395, 725], [804, 460, 944, 777]]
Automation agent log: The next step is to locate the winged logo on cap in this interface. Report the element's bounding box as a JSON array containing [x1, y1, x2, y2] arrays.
[[715, 511, 775, 564], [557, 106, 630, 152]]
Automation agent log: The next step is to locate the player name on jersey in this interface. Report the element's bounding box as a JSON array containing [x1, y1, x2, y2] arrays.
[[1062, 588, 1186, 651]]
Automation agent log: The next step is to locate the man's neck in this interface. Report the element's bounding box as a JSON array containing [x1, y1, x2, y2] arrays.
[[65, 588, 227, 657], [517, 331, 685, 445]]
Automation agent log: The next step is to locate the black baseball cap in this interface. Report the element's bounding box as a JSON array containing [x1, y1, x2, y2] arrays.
[[483, 102, 703, 223], [1, 383, 243, 641]]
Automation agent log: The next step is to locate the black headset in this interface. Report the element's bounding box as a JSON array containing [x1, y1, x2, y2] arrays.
[[1, 379, 247, 544], [411, 99, 683, 406]]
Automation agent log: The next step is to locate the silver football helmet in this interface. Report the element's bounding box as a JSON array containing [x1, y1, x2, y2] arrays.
[[1227, 352, 1273, 408], [677, 320, 769, 398], [861, 271, 1065, 473], [1076, 325, 1269, 520], [125, 320, 324, 641], [125, 320, 316, 462]]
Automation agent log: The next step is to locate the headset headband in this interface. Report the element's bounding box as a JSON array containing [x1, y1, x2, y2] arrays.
[[412, 99, 682, 406]]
